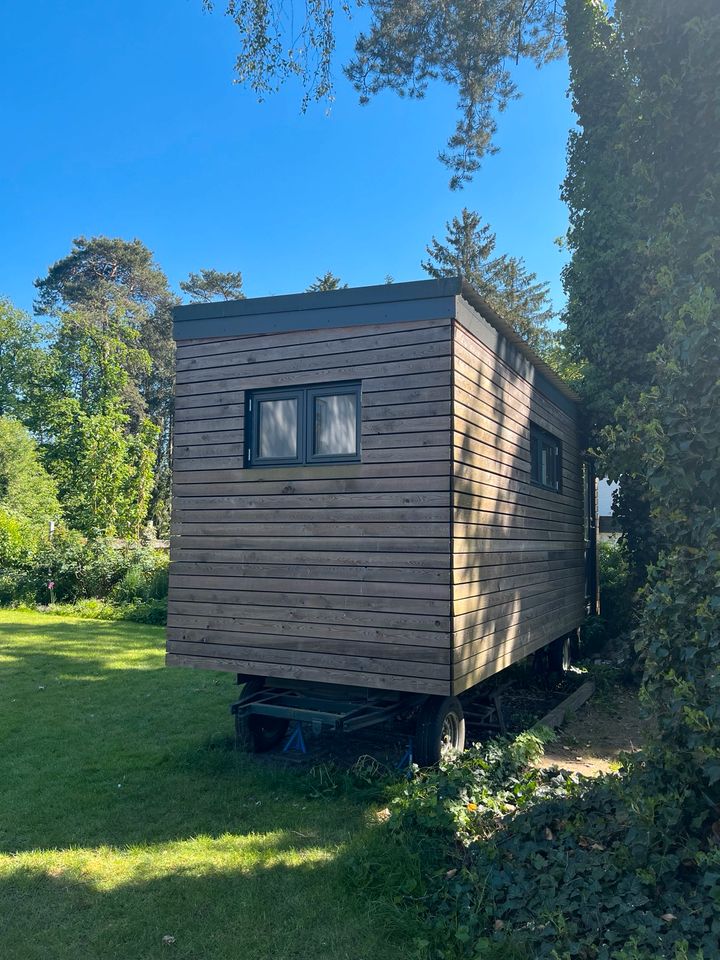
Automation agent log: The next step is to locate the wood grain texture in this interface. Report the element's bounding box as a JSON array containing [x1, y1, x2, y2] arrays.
[[167, 305, 586, 700], [449, 315, 586, 695], [168, 317, 453, 694]]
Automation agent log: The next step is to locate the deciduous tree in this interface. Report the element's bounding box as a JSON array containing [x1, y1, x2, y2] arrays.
[[0, 417, 60, 525], [34, 236, 176, 533], [0, 300, 45, 420]]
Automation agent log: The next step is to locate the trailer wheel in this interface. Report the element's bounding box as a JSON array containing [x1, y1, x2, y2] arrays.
[[548, 634, 572, 674], [414, 696, 466, 766], [235, 678, 290, 753]]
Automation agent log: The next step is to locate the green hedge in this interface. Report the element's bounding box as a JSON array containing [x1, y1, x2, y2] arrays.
[[0, 512, 168, 612]]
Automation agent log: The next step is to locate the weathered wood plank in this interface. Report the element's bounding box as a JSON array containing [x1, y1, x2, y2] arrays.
[[172, 505, 449, 525], [175, 354, 451, 398], [177, 317, 451, 361], [535, 681, 596, 731], [450, 313, 586, 695], [173, 548, 451, 569], [170, 560, 451, 585], [166, 627, 449, 661], [174, 369, 452, 409], [168, 616, 449, 649], [177, 327, 451, 380], [167, 639, 449, 679], [173, 471, 450, 495], [166, 653, 451, 696], [171, 520, 450, 538], [169, 598, 450, 632], [169, 584, 450, 616], [174, 491, 449, 510]]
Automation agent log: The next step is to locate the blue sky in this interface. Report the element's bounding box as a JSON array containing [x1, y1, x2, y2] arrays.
[[1, 1, 574, 316]]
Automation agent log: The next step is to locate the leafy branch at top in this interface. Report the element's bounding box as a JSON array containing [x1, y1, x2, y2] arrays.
[[200, 0, 563, 188]]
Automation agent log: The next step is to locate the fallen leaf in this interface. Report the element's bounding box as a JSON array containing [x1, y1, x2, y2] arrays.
[[162, 935, 176, 945], [445, 868, 458, 879], [494, 919, 504, 931], [661, 914, 676, 923], [544, 827, 554, 841]]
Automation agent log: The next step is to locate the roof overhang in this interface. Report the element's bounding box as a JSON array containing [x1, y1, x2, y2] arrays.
[[172, 277, 580, 406]]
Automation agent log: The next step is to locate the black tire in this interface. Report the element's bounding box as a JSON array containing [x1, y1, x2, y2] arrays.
[[235, 678, 290, 753], [548, 634, 572, 674], [414, 696, 466, 767]]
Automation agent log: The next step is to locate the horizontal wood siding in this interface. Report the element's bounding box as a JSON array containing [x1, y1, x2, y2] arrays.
[[451, 311, 586, 694], [168, 317, 453, 695]]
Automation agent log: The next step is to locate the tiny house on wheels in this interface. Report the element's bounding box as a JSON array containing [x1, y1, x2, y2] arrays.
[[167, 278, 597, 765]]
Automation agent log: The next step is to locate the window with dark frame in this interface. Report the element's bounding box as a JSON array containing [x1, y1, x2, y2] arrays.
[[530, 422, 562, 492], [247, 382, 361, 467]]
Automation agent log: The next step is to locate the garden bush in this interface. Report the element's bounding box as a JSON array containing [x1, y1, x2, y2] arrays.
[[0, 523, 169, 609], [44, 596, 167, 625], [352, 737, 720, 959]]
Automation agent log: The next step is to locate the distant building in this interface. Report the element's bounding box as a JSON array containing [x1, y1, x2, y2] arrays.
[[598, 479, 621, 543]]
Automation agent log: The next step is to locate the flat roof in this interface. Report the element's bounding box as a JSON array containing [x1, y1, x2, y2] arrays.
[[173, 277, 579, 404]]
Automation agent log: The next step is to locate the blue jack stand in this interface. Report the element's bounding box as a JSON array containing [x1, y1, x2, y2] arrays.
[[283, 722, 307, 754], [396, 735, 414, 771]]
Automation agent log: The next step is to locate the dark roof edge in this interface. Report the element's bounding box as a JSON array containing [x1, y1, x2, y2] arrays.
[[458, 280, 580, 405], [172, 276, 579, 405], [173, 277, 463, 325]]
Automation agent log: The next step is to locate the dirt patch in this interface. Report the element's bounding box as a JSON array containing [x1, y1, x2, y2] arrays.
[[538, 684, 645, 776]]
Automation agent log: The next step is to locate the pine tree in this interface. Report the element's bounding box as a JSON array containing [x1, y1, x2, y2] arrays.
[[180, 268, 245, 302], [422, 209, 554, 352], [306, 271, 347, 292]]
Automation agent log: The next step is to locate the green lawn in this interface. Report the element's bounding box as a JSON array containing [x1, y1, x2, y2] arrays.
[[0, 610, 412, 960]]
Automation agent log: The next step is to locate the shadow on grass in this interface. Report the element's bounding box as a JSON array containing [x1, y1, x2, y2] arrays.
[[0, 613, 419, 959], [0, 616, 371, 853], [1, 850, 412, 960]]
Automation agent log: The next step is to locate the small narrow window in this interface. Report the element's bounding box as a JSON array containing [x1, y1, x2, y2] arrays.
[[247, 382, 360, 467], [530, 423, 562, 492]]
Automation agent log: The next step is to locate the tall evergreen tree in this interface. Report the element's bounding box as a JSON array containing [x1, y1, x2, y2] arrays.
[[422, 209, 555, 352], [180, 268, 245, 302], [306, 271, 347, 292]]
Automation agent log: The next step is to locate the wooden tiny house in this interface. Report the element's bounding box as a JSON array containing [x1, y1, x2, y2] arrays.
[[168, 279, 596, 760]]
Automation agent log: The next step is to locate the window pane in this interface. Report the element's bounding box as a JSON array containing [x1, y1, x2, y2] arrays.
[[531, 436, 541, 483], [258, 397, 298, 459], [314, 394, 357, 456]]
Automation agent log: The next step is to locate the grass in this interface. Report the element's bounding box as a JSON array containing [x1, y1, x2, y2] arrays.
[[0, 610, 415, 960]]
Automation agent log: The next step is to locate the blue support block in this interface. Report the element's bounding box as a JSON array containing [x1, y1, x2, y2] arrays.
[[396, 735, 414, 771], [282, 722, 307, 754]]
